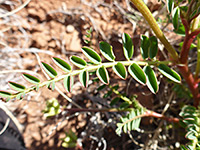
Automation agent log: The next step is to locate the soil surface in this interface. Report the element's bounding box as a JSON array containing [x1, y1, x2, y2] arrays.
[[0, 0, 186, 150]]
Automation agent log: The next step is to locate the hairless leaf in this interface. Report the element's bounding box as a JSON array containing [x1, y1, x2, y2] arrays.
[[41, 62, 57, 78], [113, 62, 127, 79], [64, 75, 74, 93], [52, 57, 71, 72], [0, 91, 12, 98], [70, 56, 87, 68], [122, 33, 134, 60], [99, 41, 115, 61], [172, 7, 180, 30], [79, 71, 89, 88], [158, 64, 181, 83], [8, 81, 26, 92], [96, 66, 109, 85], [128, 63, 146, 85], [81, 46, 102, 64], [143, 66, 158, 94], [149, 36, 158, 59], [22, 73, 40, 84], [140, 35, 150, 59]]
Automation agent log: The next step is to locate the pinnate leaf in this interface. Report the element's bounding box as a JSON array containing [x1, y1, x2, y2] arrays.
[[79, 71, 89, 88], [22, 73, 40, 84], [0, 91, 12, 98], [81, 46, 102, 64], [143, 66, 158, 94], [149, 36, 158, 59], [99, 41, 115, 61], [140, 35, 150, 59], [96, 66, 109, 85], [64, 75, 74, 93], [113, 62, 127, 79], [158, 64, 181, 83], [128, 63, 146, 85], [52, 57, 71, 72], [8, 81, 26, 92], [70, 56, 87, 68], [122, 33, 134, 60], [41, 62, 57, 78]]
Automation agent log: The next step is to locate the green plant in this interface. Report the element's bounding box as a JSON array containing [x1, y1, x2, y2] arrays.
[[0, 0, 200, 148]]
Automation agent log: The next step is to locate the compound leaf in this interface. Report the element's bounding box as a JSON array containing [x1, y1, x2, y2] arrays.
[[143, 66, 158, 94], [113, 62, 127, 79], [122, 33, 134, 60], [0, 91, 12, 98], [70, 56, 87, 68], [52, 57, 71, 72], [149, 36, 158, 59], [64, 75, 74, 93], [81, 46, 102, 64], [22, 73, 40, 84], [79, 71, 89, 88], [41, 62, 57, 78], [8, 81, 26, 92], [140, 35, 150, 59], [96, 66, 109, 85], [99, 41, 115, 61], [128, 63, 146, 85], [158, 64, 181, 83]]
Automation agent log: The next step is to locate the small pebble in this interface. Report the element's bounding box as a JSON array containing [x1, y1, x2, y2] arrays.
[[66, 25, 75, 33]]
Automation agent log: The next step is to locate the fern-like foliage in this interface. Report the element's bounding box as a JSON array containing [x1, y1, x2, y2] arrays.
[[0, 33, 181, 102], [180, 105, 200, 150], [116, 108, 145, 136]]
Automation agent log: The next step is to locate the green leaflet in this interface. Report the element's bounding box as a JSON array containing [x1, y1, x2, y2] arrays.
[[158, 64, 181, 83], [64, 75, 74, 93], [122, 33, 134, 60], [172, 7, 180, 30], [140, 35, 150, 59], [99, 41, 115, 61], [128, 63, 146, 85], [143, 66, 158, 94], [167, 0, 174, 13], [81, 46, 102, 64], [0, 91, 12, 98], [52, 57, 71, 72], [22, 73, 40, 84], [96, 66, 109, 85], [8, 81, 26, 92], [79, 71, 89, 88], [112, 62, 127, 79], [41, 62, 57, 78], [149, 36, 158, 59], [70, 56, 87, 68]]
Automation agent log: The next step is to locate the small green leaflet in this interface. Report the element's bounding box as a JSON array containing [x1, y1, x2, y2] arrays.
[[81, 46, 102, 64], [99, 41, 115, 61], [158, 64, 181, 83], [63, 75, 74, 93], [122, 33, 134, 60], [79, 71, 89, 88], [22, 73, 40, 84], [0, 91, 12, 98], [41, 62, 57, 78], [52, 57, 71, 72], [149, 36, 158, 59], [70, 56, 87, 68], [96, 66, 109, 85], [172, 7, 180, 30], [112, 62, 127, 79], [110, 97, 120, 106], [185, 130, 198, 140], [143, 66, 158, 94], [128, 63, 146, 85], [8, 81, 26, 92], [167, 0, 174, 13], [140, 35, 150, 59]]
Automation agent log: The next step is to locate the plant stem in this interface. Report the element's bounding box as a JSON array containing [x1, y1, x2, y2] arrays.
[[195, 34, 200, 80], [129, 0, 179, 62]]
